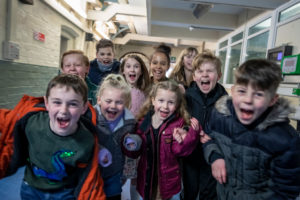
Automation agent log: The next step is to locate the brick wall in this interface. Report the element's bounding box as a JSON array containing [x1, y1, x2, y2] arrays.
[[0, 60, 58, 109]]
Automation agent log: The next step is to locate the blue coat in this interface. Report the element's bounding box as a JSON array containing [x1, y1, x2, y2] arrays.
[[88, 58, 120, 86], [204, 96, 300, 200]]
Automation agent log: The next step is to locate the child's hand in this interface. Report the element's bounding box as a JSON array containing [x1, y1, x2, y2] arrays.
[[211, 159, 227, 184], [199, 130, 211, 144], [98, 148, 112, 167], [125, 136, 137, 150], [190, 117, 199, 131], [173, 128, 187, 143], [178, 84, 186, 94]]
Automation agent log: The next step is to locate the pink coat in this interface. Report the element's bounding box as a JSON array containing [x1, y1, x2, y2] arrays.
[[127, 112, 200, 199]]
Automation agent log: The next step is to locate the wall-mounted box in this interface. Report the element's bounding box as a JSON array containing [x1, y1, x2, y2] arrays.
[[267, 45, 293, 65], [281, 54, 300, 75], [281, 54, 300, 84], [3, 41, 20, 60]]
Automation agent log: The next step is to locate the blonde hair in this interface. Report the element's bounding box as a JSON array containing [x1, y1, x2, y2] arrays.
[[137, 80, 190, 124], [170, 47, 198, 87], [60, 50, 87, 69], [120, 54, 150, 91], [97, 74, 131, 108], [192, 50, 222, 76]]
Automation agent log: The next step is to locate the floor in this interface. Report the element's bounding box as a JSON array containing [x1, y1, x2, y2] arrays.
[[0, 167, 131, 200]]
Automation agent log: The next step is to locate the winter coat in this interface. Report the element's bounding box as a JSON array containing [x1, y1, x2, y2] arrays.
[[182, 81, 227, 198], [94, 105, 136, 180], [88, 58, 120, 86], [125, 111, 200, 199], [204, 96, 300, 200], [185, 81, 228, 129], [0, 95, 105, 200]]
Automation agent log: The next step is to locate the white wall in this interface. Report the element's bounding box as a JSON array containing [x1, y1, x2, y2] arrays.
[[275, 18, 300, 54], [0, 0, 7, 59], [0, 0, 86, 68]]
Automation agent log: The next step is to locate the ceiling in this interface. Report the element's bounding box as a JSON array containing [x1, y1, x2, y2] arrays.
[[86, 0, 291, 48]]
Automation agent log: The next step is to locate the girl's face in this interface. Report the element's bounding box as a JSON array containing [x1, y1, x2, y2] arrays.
[[152, 88, 177, 122], [183, 51, 197, 71], [123, 58, 142, 87], [150, 52, 169, 83], [97, 87, 125, 121]]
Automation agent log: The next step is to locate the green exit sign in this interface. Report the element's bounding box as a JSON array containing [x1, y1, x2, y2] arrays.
[[281, 54, 300, 75]]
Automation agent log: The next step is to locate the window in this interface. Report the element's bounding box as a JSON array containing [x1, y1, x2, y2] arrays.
[[246, 31, 269, 60], [231, 32, 243, 43], [227, 43, 242, 84], [279, 2, 300, 22], [218, 49, 227, 83], [219, 40, 228, 49], [248, 18, 271, 36]]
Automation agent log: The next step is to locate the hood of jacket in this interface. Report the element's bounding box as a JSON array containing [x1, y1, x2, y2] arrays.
[[215, 95, 295, 131]]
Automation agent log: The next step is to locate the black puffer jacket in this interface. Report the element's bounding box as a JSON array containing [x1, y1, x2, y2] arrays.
[[204, 96, 300, 200], [182, 82, 227, 199], [185, 81, 227, 130]]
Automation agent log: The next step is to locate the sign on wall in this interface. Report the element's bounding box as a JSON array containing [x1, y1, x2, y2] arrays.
[[33, 32, 45, 42]]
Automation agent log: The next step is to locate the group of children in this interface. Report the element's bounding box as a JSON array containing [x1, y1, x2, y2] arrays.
[[0, 38, 299, 200]]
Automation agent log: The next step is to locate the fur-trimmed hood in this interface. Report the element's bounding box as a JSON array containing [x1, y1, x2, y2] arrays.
[[215, 95, 295, 131]]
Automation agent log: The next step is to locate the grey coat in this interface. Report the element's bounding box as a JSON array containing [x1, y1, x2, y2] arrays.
[[94, 105, 136, 179]]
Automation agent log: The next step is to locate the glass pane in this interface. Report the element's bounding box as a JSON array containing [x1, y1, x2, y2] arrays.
[[219, 40, 228, 49], [218, 49, 227, 83], [248, 18, 271, 36], [246, 31, 269, 61], [227, 43, 242, 84], [279, 2, 300, 22], [231, 32, 243, 43]]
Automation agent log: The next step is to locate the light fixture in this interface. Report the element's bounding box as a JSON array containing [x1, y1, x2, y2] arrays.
[[188, 25, 234, 32], [193, 4, 213, 19]]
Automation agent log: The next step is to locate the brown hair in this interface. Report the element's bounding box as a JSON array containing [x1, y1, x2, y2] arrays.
[[120, 54, 150, 91], [97, 74, 131, 108], [235, 59, 282, 96], [192, 50, 222, 76], [96, 39, 114, 53], [137, 80, 190, 124], [60, 50, 86, 69], [150, 43, 172, 66], [46, 74, 88, 103], [170, 47, 198, 86]]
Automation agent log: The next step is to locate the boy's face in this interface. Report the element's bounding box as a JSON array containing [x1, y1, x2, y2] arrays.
[[193, 62, 221, 94], [97, 87, 125, 121], [96, 47, 114, 66], [150, 52, 169, 83], [62, 54, 89, 79], [123, 57, 142, 86], [231, 84, 278, 125], [44, 86, 88, 136]]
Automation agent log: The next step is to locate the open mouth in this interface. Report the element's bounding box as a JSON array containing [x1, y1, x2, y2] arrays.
[[201, 81, 210, 86], [129, 74, 136, 81], [240, 108, 254, 120], [160, 110, 169, 118], [106, 110, 118, 119], [103, 60, 111, 65], [57, 117, 70, 128]]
